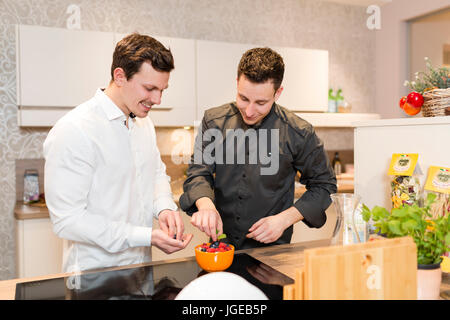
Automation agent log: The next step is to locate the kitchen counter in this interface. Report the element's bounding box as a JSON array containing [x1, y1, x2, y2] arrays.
[[14, 201, 49, 220], [1, 239, 448, 300], [0, 239, 328, 300], [15, 176, 354, 220]]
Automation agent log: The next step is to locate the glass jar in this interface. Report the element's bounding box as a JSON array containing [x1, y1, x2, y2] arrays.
[[23, 169, 40, 204]]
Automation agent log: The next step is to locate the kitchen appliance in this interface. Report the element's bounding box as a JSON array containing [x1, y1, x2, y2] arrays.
[[15, 253, 293, 300]]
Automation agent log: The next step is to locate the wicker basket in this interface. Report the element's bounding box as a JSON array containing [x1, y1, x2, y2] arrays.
[[421, 88, 450, 117]]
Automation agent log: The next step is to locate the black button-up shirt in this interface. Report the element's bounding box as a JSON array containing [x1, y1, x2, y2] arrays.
[[179, 102, 337, 249]]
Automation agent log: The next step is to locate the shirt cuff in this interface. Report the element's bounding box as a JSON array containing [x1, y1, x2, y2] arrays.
[[179, 186, 215, 215], [293, 188, 331, 228], [153, 197, 178, 219], [128, 226, 152, 247]]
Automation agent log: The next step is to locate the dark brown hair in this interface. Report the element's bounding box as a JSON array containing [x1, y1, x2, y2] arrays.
[[111, 33, 174, 80], [237, 47, 285, 91]]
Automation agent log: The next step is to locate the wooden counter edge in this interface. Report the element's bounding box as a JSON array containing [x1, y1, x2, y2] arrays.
[[14, 202, 50, 220], [0, 272, 73, 300]]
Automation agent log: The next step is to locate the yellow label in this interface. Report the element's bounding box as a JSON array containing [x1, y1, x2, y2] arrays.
[[388, 154, 419, 176], [425, 166, 450, 194]]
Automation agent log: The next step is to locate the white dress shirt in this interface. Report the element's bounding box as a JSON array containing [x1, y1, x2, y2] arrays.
[[43, 88, 177, 272]]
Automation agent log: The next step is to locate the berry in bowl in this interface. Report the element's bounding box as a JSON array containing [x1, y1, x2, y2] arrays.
[[195, 241, 235, 272]]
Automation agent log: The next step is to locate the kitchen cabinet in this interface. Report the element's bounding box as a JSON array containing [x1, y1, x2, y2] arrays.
[[16, 26, 197, 127], [274, 46, 328, 112], [114, 34, 197, 127], [195, 40, 255, 120], [16, 26, 328, 127], [16, 25, 114, 126], [195, 40, 329, 120], [354, 116, 450, 210], [15, 210, 63, 278]]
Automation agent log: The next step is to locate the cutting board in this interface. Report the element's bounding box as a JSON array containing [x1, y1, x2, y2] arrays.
[[284, 237, 417, 300]]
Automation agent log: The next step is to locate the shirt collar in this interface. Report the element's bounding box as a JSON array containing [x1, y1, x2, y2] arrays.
[[231, 102, 277, 129], [95, 88, 127, 121]]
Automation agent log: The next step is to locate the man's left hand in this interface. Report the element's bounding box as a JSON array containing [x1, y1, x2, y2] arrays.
[[246, 215, 286, 244], [246, 206, 303, 244], [158, 209, 185, 241]]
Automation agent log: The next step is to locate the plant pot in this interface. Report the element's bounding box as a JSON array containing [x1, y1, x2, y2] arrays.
[[417, 262, 442, 300]]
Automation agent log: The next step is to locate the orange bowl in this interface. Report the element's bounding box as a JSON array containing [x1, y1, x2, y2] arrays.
[[194, 243, 235, 272]]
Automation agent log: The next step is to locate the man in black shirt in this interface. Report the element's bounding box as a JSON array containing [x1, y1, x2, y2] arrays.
[[180, 47, 337, 249]]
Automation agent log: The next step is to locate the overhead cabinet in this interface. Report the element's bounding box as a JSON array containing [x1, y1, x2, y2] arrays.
[[274, 46, 328, 112], [16, 25, 329, 127], [196, 40, 255, 120], [195, 40, 329, 120], [16, 25, 114, 126]]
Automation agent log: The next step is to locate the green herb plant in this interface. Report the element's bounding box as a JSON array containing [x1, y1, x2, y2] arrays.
[[362, 193, 450, 265], [404, 57, 450, 94]]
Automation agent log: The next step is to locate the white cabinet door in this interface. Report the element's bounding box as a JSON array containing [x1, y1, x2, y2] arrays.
[[274, 46, 328, 112], [196, 40, 255, 121], [16, 25, 114, 110], [16, 218, 63, 278], [196, 40, 329, 119], [114, 33, 197, 127]]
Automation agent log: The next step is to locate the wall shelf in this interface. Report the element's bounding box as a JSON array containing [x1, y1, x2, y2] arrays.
[[295, 112, 381, 128]]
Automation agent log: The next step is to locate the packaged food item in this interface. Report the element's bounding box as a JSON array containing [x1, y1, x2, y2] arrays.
[[23, 169, 40, 204], [424, 166, 450, 219], [388, 154, 421, 209]]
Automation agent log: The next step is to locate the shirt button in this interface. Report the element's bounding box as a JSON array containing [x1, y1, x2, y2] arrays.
[[242, 173, 246, 178], [238, 195, 243, 200]]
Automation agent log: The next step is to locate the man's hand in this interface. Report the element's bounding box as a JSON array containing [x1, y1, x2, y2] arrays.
[[158, 209, 184, 241], [246, 206, 303, 244], [151, 229, 193, 254], [191, 197, 223, 241]]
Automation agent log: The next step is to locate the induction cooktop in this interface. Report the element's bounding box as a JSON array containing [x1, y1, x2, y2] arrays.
[[15, 253, 293, 300]]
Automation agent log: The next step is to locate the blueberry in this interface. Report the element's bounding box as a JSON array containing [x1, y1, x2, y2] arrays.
[[201, 248, 207, 252], [210, 241, 220, 248]]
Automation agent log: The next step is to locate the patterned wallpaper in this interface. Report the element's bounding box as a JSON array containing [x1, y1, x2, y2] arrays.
[[0, 0, 375, 280]]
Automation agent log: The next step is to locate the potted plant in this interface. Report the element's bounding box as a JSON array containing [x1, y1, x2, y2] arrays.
[[400, 57, 450, 117], [361, 193, 450, 300]]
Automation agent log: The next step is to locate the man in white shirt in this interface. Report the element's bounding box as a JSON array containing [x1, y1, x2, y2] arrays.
[[44, 33, 193, 273]]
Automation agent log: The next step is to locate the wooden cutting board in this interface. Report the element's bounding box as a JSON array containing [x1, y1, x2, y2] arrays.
[[285, 237, 417, 300]]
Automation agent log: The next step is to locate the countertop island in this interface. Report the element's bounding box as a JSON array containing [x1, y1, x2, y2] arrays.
[[0, 239, 328, 300], [1, 239, 449, 300]]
